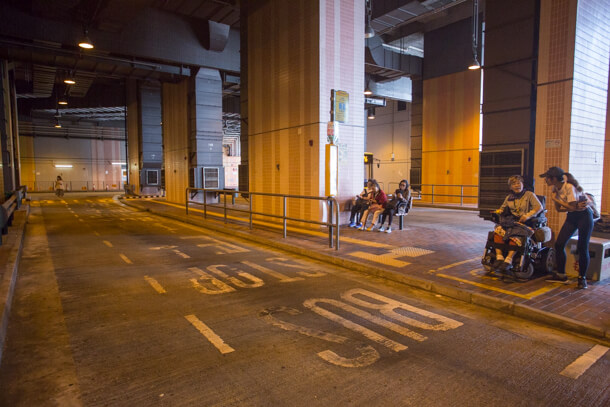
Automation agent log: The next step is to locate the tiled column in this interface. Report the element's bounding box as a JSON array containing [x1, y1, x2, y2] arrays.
[[245, 0, 365, 224], [534, 0, 610, 231], [603, 63, 610, 217]]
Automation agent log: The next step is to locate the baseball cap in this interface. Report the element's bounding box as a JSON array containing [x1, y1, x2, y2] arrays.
[[539, 166, 564, 179]]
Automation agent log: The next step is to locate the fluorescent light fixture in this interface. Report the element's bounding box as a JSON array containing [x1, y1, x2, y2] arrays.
[[64, 78, 76, 85], [367, 107, 376, 119], [55, 164, 73, 168], [111, 162, 126, 165], [58, 98, 68, 105]]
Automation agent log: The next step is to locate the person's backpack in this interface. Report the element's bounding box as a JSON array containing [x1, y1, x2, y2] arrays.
[[585, 193, 601, 222]]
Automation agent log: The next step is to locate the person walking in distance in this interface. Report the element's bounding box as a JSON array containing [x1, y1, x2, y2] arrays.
[[54, 175, 65, 197], [540, 167, 593, 289]]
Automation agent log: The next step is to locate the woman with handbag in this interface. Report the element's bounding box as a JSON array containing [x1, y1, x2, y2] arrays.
[[378, 179, 410, 233]]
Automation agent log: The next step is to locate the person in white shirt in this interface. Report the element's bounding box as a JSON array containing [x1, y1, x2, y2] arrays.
[[54, 175, 65, 197], [540, 166, 593, 289]]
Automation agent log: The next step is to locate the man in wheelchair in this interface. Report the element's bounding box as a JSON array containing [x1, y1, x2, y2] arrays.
[[481, 175, 554, 280]]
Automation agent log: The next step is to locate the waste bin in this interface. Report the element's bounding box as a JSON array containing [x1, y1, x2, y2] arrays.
[[566, 236, 610, 281]]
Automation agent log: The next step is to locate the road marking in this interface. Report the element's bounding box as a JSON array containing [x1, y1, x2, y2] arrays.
[[437, 273, 557, 299], [119, 254, 133, 264], [189, 267, 236, 294], [241, 260, 304, 283], [144, 275, 166, 294], [431, 257, 481, 273], [560, 345, 609, 379], [184, 315, 235, 354], [74, 214, 79, 218], [103, 240, 113, 248], [78, 219, 84, 222], [173, 249, 191, 259], [207, 265, 264, 288], [149, 245, 178, 250], [348, 251, 410, 267]]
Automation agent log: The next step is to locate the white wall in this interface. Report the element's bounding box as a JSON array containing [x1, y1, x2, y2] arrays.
[[365, 100, 411, 193]]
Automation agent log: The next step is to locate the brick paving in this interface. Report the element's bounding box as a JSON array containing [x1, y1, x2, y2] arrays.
[[121, 197, 610, 339]]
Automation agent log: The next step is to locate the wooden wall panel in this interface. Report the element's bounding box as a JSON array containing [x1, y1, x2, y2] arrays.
[[422, 70, 481, 204], [247, 0, 364, 224], [162, 80, 190, 204]]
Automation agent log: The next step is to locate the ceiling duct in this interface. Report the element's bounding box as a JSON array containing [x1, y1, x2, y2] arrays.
[[31, 64, 56, 98], [193, 20, 231, 52], [366, 35, 422, 78]]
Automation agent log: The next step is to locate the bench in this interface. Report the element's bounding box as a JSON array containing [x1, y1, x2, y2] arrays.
[[0, 187, 25, 243], [394, 196, 412, 230]]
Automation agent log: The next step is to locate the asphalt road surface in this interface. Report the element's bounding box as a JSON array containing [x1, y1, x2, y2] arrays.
[[0, 193, 608, 406]]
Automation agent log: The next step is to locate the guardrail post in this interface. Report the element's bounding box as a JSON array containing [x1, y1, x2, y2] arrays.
[[203, 189, 207, 219], [224, 191, 227, 223], [328, 199, 333, 248], [283, 196, 287, 238], [249, 192, 253, 230], [460, 186, 464, 206], [431, 185, 435, 204], [333, 198, 339, 250], [185, 188, 189, 215]]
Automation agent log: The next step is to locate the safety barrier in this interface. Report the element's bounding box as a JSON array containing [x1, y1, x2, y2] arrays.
[[186, 188, 340, 250], [1, 186, 27, 244], [410, 183, 478, 207]]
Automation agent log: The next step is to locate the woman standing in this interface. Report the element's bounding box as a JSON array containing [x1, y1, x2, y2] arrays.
[[540, 167, 593, 289]]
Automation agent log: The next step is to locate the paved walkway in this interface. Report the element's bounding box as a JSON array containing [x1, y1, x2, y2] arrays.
[[118, 196, 610, 341]]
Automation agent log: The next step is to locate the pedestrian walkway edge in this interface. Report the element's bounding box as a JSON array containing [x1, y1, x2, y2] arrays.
[[0, 205, 30, 365], [120, 198, 609, 343]]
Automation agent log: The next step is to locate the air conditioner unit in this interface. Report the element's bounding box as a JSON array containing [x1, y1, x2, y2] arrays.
[[203, 167, 219, 189]]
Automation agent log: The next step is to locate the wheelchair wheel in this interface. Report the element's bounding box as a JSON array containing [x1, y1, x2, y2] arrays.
[[514, 262, 534, 280], [537, 247, 555, 274]]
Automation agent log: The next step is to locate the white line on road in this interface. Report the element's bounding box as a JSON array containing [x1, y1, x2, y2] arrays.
[[184, 315, 235, 354], [144, 275, 167, 294], [560, 344, 609, 379], [103, 240, 113, 248], [119, 254, 133, 264], [173, 249, 191, 259]]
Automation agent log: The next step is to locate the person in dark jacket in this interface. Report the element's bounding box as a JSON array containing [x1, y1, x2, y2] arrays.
[[378, 179, 410, 234]]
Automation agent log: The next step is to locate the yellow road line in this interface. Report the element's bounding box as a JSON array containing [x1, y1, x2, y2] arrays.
[[434, 257, 481, 272], [145, 200, 395, 249], [184, 314, 235, 354], [560, 345, 609, 379], [119, 254, 133, 264], [144, 275, 166, 294], [436, 273, 557, 299], [103, 240, 113, 248]]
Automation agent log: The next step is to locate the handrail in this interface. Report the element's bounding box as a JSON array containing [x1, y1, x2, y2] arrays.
[[185, 188, 340, 250], [411, 183, 478, 206], [1, 186, 27, 243]]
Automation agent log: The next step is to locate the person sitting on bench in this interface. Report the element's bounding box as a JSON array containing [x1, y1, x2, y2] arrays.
[[378, 179, 410, 233]]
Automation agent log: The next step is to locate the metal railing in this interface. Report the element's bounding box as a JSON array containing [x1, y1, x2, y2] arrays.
[[1, 186, 27, 243], [186, 188, 340, 250], [411, 183, 479, 207]]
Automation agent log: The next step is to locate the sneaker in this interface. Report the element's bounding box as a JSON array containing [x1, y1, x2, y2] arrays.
[[356, 223, 363, 229], [498, 261, 513, 273], [348, 222, 356, 228], [577, 277, 588, 289], [545, 272, 568, 282], [359, 225, 366, 231], [366, 226, 374, 231], [492, 259, 504, 270], [379, 226, 385, 232], [386, 227, 392, 233]]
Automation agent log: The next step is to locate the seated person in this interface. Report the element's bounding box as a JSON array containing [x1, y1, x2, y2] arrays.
[[349, 180, 373, 227], [378, 179, 410, 234], [359, 181, 387, 231], [492, 175, 542, 272]]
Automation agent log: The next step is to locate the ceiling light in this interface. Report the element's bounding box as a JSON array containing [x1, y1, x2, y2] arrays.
[[58, 97, 68, 105], [365, 0, 375, 39], [364, 86, 372, 95], [468, 56, 481, 70], [365, 23, 375, 39], [64, 78, 76, 85], [55, 164, 73, 168], [367, 107, 376, 119], [111, 162, 126, 165], [78, 30, 94, 49]]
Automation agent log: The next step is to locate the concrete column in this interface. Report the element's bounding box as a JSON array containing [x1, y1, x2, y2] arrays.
[[126, 80, 163, 195], [0, 61, 14, 194], [245, 0, 365, 224], [189, 68, 224, 193], [534, 0, 610, 231]]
